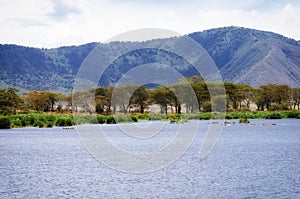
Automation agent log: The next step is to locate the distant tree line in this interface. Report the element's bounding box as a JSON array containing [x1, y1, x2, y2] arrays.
[[1, 76, 300, 116]]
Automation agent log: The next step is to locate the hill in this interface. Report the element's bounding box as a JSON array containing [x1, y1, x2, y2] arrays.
[[0, 26, 299, 92]]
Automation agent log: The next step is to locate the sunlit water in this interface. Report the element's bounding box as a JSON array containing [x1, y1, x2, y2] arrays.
[[0, 120, 299, 198]]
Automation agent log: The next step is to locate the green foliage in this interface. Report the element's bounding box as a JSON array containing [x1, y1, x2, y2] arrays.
[[106, 116, 116, 124], [130, 86, 149, 114], [286, 111, 300, 118], [137, 114, 150, 120], [149, 114, 168, 121], [0, 116, 10, 129], [182, 113, 200, 120], [130, 115, 138, 122], [0, 88, 24, 115], [199, 112, 212, 120], [239, 117, 250, 124], [55, 115, 74, 126], [24, 90, 62, 112], [97, 115, 107, 124], [266, 112, 282, 119]]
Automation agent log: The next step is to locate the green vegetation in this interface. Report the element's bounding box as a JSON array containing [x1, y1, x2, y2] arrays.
[[0, 116, 10, 129], [0, 111, 299, 129], [1, 76, 300, 129], [239, 118, 250, 124], [2, 27, 300, 93]]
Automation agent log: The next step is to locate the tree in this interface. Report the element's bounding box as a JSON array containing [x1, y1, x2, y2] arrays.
[[192, 82, 209, 112], [224, 82, 245, 111], [24, 90, 48, 111], [149, 86, 177, 114], [24, 90, 62, 112], [95, 87, 111, 114], [291, 88, 300, 110], [111, 84, 138, 114], [237, 84, 254, 110], [130, 86, 148, 114], [45, 91, 62, 111], [0, 88, 24, 115], [254, 84, 291, 111]]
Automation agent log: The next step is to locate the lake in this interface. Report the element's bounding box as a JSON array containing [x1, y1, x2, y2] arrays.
[[0, 119, 299, 198]]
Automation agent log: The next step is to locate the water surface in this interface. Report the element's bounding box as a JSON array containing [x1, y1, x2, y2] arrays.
[[0, 119, 299, 198]]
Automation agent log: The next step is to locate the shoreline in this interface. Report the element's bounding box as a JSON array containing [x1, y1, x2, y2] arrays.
[[0, 111, 299, 129]]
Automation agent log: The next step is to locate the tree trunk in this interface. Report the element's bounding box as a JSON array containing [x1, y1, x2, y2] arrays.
[[141, 104, 144, 114], [178, 104, 181, 114]]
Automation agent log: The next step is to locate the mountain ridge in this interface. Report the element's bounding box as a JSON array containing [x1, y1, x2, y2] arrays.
[[0, 26, 299, 92]]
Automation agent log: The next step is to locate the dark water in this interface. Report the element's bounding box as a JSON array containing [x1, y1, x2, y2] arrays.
[[0, 120, 299, 198]]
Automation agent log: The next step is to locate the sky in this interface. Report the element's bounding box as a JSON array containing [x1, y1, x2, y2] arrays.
[[1, 0, 300, 48]]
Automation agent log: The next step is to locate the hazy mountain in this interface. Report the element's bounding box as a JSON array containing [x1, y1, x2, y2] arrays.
[[0, 26, 299, 92]]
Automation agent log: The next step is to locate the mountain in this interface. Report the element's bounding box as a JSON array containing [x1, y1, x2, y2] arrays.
[[0, 26, 299, 92], [189, 27, 300, 87]]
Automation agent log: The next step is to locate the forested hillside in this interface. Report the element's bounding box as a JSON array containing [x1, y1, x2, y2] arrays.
[[1, 26, 299, 92]]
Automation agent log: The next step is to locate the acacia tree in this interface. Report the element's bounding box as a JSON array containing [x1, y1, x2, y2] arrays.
[[45, 91, 62, 112], [253, 84, 291, 111], [291, 88, 300, 110], [237, 84, 254, 110], [24, 90, 63, 112], [149, 86, 177, 114], [111, 84, 139, 114], [95, 87, 111, 114], [0, 88, 24, 114], [130, 86, 148, 114], [192, 82, 210, 112]]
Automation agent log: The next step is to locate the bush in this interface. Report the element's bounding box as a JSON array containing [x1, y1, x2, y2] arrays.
[[182, 113, 200, 120], [10, 115, 24, 128], [286, 111, 299, 118], [97, 115, 106, 124], [200, 112, 211, 120], [137, 114, 150, 120], [130, 115, 138, 122], [22, 114, 36, 126], [149, 114, 167, 121], [56, 116, 74, 126], [239, 117, 250, 124], [116, 115, 130, 123], [106, 116, 116, 124], [266, 112, 281, 119], [0, 116, 10, 129], [167, 114, 182, 121]]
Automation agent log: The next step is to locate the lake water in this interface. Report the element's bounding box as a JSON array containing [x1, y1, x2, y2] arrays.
[[0, 119, 299, 198]]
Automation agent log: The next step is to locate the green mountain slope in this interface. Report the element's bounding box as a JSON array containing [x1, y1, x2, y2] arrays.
[[0, 27, 299, 92]]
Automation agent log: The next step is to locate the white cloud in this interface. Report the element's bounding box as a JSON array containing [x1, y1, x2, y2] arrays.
[[48, 0, 80, 20], [0, 0, 299, 48]]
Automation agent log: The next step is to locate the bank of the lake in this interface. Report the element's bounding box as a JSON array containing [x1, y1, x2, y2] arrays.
[[0, 110, 299, 129]]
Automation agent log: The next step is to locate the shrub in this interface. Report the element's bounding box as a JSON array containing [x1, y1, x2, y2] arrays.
[[97, 115, 106, 124], [56, 116, 74, 126], [266, 112, 281, 119], [167, 114, 182, 121], [130, 115, 138, 122], [0, 116, 10, 129], [113, 115, 128, 123], [137, 114, 150, 120], [239, 117, 250, 124], [106, 116, 116, 124], [22, 114, 36, 126], [200, 112, 211, 120], [182, 113, 200, 120], [149, 114, 167, 121], [286, 111, 299, 118], [9, 115, 24, 128]]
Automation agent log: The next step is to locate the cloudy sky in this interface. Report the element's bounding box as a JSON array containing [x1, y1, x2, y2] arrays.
[[1, 0, 300, 48]]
